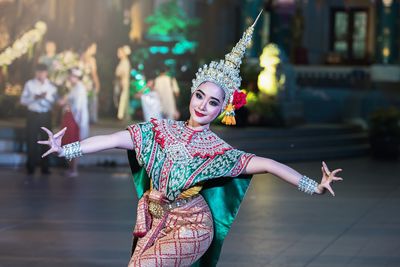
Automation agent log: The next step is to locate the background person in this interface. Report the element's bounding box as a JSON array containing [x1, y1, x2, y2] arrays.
[[115, 45, 132, 121], [81, 42, 100, 124], [20, 63, 57, 176], [153, 67, 180, 120], [59, 68, 89, 177]]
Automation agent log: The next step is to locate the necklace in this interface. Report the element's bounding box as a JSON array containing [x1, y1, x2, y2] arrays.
[[184, 120, 210, 135]]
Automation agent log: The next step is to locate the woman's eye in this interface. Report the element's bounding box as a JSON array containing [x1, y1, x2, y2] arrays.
[[195, 93, 202, 99], [209, 101, 218, 107]]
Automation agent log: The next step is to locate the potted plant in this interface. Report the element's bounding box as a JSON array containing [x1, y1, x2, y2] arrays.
[[369, 107, 400, 159]]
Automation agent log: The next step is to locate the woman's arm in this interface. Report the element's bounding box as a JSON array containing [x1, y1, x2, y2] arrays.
[[79, 130, 133, 153], [38, 127, 133, 158], [243, 156, 343, 196]]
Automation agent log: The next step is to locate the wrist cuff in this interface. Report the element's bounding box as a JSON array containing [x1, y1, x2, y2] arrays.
[[298, 175, 318, 195], [62, 141, 83, 161]]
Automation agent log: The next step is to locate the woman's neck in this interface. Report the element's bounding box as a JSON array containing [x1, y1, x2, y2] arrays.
[[186, 117, 210, 131]]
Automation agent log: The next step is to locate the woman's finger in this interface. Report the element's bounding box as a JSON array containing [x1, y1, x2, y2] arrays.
[[333, 177, 343, 181], [322, 161, 330, 175], [331, 169, 343, 176], [41, 127, 53, 137], [54, 127, 67, 139], [41, 148, 54, 158], [321, 166, 328, 177], [37, 140, 50, 145], [324, 183, 335, 197]]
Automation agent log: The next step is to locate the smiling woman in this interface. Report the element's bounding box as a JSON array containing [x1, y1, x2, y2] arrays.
[[188, 82, 225, 128], [37, 10, 343, 267]]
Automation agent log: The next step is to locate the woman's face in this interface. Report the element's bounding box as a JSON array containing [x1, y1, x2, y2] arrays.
[[189, 82, 225, 125]]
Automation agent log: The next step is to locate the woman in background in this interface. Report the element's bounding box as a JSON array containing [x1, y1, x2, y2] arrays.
[[59, 68, 89, 177], [115, 45, 132, 121]]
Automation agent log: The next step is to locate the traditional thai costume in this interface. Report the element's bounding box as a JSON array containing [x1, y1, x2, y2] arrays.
[[127, 119, 254, 266], [126, 12, 263, 267]]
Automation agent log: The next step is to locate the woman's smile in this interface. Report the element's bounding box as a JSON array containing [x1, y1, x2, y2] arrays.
[[195, 110, 206, 117]]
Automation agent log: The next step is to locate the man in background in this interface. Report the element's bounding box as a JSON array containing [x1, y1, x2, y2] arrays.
[[20, 64, 57, 176]]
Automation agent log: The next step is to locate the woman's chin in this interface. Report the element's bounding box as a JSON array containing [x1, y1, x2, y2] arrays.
[[191, 116, 212, 126]]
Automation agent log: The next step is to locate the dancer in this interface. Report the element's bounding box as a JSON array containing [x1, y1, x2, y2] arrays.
[[38, 12, 343, 267]]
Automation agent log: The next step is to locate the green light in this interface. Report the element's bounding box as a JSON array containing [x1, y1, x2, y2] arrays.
[[149, 47, 158, 54], [160, 46, 169, 54], [172, 40, 197, 55], [149, 46, 169, 54], [164, 59, 176, 66], [130, 69, 138, 77]]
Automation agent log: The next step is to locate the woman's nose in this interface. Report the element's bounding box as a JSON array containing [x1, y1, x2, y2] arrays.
[[199, 100, 207, 110]]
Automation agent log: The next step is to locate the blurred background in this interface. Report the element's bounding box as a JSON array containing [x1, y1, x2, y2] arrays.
[[1, 0, 400, 266], [0, 0, 400, 164]]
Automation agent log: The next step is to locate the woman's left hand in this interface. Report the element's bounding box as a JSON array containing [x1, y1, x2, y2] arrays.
[[316, 161, 343, 196]]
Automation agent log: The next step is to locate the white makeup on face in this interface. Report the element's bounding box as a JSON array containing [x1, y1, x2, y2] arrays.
[[188, 82, 225, 129]]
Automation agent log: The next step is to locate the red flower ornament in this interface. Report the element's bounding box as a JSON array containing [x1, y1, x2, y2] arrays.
[[232, 90, 247, 110]]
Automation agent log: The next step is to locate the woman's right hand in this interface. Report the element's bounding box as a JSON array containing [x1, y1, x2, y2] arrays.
[[37, 127, 67, 158]]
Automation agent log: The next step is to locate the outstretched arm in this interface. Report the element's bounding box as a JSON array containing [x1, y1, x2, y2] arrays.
[[243, 156, 343, 196], [38, 127, 133, 158]]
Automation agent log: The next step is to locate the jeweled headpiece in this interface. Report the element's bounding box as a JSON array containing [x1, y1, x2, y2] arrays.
[[191, 10, 263, 125]]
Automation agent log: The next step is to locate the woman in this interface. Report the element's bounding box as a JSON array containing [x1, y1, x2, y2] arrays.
[[115, 45, 132, 121], [59, 68, 89, 177], [38, 13, 342, 267], [81, 42, 100, 124]]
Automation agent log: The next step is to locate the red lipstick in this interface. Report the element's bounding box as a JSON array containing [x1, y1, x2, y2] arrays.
[[195, 110, 206, 117]]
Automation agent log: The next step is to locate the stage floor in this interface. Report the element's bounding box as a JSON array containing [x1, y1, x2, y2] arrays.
[[0, 157, 399, 267]]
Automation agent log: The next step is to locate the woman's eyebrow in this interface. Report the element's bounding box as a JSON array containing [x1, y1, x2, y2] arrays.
[[210, 97, 221, 103], [198, 89, 221, 103]]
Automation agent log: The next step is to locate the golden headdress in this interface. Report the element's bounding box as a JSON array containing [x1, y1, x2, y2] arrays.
[[191, 10, 263, 125]]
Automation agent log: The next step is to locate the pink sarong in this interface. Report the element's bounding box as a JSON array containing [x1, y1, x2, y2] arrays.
[[129, 190, 214, 267]]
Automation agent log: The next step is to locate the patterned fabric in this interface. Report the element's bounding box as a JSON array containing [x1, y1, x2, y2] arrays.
[[129, 194, 213, 267], [127, 118, 254, 266], [133, 191, 151, 238], [127, 119, 254, 201]]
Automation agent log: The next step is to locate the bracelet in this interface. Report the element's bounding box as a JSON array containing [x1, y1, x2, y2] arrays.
[[62, 141, 83, 161], [298, 175, 318, 195]]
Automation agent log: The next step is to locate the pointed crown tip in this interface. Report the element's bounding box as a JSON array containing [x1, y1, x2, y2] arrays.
[[251, 10, 264, 28]]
